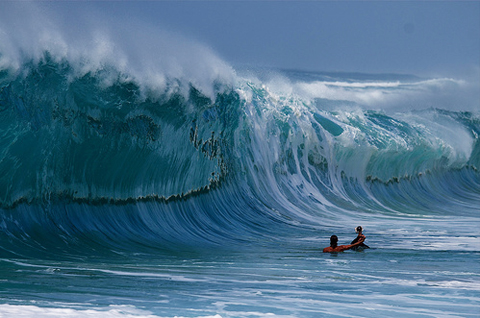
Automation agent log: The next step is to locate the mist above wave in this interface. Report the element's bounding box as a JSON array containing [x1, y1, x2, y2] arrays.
[[238, 68, 480, 113], [0, 2, 235, 100]]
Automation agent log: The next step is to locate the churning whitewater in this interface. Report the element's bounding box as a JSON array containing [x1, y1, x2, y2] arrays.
[[0, 13, 479, 318]]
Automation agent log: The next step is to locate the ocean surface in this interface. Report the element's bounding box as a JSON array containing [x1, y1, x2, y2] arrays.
[[0, 30, 479, 317]]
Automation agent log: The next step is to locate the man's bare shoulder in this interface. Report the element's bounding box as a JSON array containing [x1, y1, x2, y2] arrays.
[[323, 247, 333, 253], [323, 245, 349, 253]]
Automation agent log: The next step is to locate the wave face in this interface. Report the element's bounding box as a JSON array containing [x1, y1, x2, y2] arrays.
[[0, 53, 479, 256]]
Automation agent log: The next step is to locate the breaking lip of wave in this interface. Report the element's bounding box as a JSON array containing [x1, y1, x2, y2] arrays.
[[0, 2, 235, 101]]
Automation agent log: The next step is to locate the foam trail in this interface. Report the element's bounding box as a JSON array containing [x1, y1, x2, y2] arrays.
[[0, 304, 222, 318]]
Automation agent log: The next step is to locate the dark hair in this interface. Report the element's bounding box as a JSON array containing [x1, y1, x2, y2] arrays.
[[356, 226, 363, 233], [330, 235, 338, 248]]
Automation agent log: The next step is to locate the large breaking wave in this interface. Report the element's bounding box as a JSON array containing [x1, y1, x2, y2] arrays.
[[0, 10, 479, 256]]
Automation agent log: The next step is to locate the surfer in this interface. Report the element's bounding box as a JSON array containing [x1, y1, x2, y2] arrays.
[[350, 226, 370, 251], [323, 234, 366, 253]]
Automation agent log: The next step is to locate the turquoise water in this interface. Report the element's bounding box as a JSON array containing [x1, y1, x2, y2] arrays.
[[0, 40, 479, 317]]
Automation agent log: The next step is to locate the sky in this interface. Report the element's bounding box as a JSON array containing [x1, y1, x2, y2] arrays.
[[1, 1, 480, 79]]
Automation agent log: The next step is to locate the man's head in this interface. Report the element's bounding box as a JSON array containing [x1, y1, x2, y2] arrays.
[[355, 226, 363, 234], [330, 235, 338, 247]]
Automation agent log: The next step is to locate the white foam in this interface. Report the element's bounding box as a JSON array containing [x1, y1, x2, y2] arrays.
[[0, 304, 222, 318], [294, 77, 475, 111], [242, 67, 478, 112], [96, 268, 208, 283]]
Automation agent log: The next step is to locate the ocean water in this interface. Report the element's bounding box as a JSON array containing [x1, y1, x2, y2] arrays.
[[0, 20, 479, 318]]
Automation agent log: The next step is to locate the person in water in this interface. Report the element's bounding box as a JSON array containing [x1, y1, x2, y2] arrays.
[[350, 226, 370, 250], [323, 234, 366, 253]]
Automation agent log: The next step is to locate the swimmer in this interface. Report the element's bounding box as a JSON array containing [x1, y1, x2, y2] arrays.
[[350, 226, 370, 250], [323, 234, 365, 253]]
